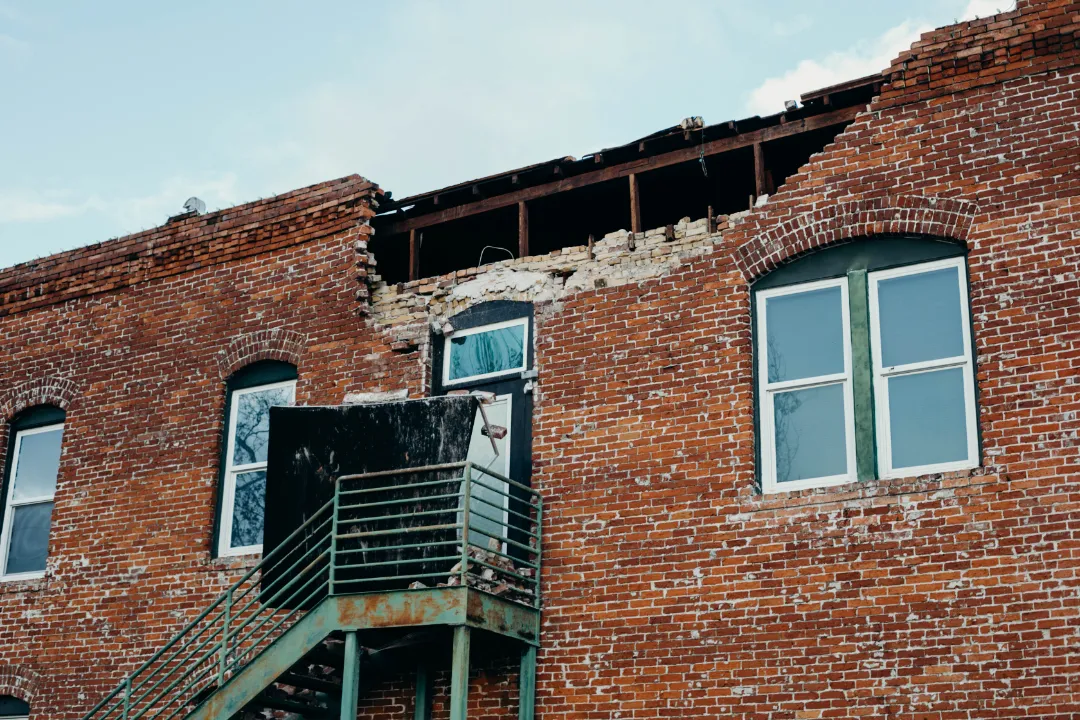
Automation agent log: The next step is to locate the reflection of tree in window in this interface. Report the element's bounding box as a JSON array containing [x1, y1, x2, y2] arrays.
[[768, 337, 802, 482], [233, 388, 290, 465], [451, 329, 523, 380], [231, 471, 266, 547]]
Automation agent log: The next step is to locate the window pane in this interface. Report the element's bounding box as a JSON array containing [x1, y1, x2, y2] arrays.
[[888, 368, 969, 469], [448, 325, 525, 382], [12, 428, 63, 501], [765, 286, 845, 383], [5, 502, 52, 574], [464, 400, 509, 545], [877, 266, 964, 367], [230, 470, 266, 548], [773, 383, 848, 482], [232, 386, 293, 466]]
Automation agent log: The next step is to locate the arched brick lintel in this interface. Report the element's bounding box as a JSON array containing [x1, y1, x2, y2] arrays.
[[734, 195, 980, 282], [0, 664, 45, 703], [217, 328, 307, 380], [0, 376, 80, 422]]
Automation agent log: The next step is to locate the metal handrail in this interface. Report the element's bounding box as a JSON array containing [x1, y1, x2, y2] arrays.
[[82, 461, 542, 720]]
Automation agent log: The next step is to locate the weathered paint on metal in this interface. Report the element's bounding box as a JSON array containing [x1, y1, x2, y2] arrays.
[[465, 589, 540, 645], [88, 459, 544, 720], [847, 269, 877, 481], [333, 588, 467, 630], [340, 632, 361, 720], [187, 600, 336, 720], [518, 645, 536, 720], [449, 626, 471, 720]]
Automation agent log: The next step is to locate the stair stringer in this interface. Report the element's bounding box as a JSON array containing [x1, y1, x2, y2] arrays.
[[187, 598, 338, 720]]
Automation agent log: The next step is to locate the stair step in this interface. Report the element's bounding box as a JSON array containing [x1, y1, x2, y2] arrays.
[[277, 671, 343, 695], [247, 694, 335, 719], [300, 640, 345, 669]]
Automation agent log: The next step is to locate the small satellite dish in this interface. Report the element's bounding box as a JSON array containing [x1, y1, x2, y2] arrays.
[[183, 197, 206, 215]]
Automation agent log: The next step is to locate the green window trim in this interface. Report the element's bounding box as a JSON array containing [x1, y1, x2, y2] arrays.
[[752, 236, 979, 494]]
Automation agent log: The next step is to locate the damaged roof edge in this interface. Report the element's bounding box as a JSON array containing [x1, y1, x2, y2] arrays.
[[376, 73, 884, 222]]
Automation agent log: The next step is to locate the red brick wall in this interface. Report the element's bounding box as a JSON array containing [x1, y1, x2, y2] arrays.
[[0, 179, 429, 714], [528, 2, 1080, 717], [1, 1, 1079, 718]]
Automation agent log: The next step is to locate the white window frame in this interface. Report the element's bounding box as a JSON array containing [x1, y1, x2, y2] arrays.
[[756, 278, 858, 494], [0, 422, 63, 581], [442, 317, 530, 386], [869, 256, 979, 479], [218, 379, 296, 557]]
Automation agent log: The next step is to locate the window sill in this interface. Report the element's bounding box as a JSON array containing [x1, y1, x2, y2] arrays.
[[201, 554, 261, 573], [0, 576, 47, 594], [742, 465, 998, 514]]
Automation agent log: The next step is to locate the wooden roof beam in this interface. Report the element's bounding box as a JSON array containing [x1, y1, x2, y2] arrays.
[[378, 105, 862, 236]]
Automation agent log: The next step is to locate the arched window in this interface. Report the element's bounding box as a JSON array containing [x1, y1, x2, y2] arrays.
[[1, 405, 65, 580], [215, 361, 297, 557], [0, 696, 29, 720], [753, 236, 978, 493]]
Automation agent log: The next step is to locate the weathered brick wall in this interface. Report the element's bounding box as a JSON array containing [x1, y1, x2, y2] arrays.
[[0, 177, 429, 714], [0, 0, 1078, 717]]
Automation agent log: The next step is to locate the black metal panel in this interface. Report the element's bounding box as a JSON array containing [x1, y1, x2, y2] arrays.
[[265, 396, 478, 552], [262, 396, 479, 604]]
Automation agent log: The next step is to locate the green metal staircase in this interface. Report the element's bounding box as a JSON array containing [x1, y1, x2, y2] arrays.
[[81, 463, 542, 720]]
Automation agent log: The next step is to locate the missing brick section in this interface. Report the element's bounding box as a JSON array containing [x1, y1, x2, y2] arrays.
[[370, 74, 879, 285], [370, 213, 741, 350]]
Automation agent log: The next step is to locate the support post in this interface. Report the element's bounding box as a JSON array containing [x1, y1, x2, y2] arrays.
[[518, 645, 537, 720], [518, 201, 529, 259], [123, 677, 131, 720], [414, 664, 433, 720], [409, 229, 420, 282], [450, 626, 471, 720], [628, 173, 642, 234], [707, 205, 716, 234], [753, 142, 767, 198], [340, 631, 361, 720]]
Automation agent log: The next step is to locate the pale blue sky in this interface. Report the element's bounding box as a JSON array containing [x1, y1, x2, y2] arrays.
[[0, 0, 1008, 270]]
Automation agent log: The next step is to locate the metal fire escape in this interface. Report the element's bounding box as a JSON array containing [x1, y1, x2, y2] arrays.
[[80, 462, 542, 720]]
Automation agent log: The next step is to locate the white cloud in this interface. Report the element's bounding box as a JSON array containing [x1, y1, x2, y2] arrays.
[[772, 15, 813, 38], [961, 0, 1015, 21], [0, 192, 90, 223], [245, 2, 662, 199], [745, 20, 931, 117], [0, 173, 240, 232], [0, 32, 27, 54]]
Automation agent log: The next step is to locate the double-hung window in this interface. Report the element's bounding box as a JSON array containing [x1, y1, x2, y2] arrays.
[[757, 278, 857, 491], [1, 409, 64, 580], [755, 240, 978, 493], [869, 258, 978, 478], [218, 367, 296, 556]]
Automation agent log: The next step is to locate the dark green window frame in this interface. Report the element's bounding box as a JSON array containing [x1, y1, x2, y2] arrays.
[[0, 696, 30, 717], [752, 235, 979, 493], [212, 360, 298, 557]]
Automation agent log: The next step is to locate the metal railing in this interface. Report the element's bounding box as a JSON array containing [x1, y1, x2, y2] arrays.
[[81, 462, 542, 720]]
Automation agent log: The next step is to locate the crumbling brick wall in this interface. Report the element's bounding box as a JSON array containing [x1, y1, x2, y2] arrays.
[[0, 0, 1078, 717]]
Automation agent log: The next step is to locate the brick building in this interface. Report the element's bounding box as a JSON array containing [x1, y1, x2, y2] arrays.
[[1, 0, 1079, 717]]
